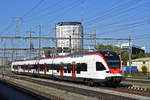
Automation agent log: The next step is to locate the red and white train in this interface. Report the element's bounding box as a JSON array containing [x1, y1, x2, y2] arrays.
[[11, 51, 123, 86]]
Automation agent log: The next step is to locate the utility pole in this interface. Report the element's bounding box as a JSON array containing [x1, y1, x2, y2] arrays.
[[27, 29, 35, 58], [119, 41, 123, 75], [15, 17, 23, 36], [3, 43, 6, 73], [39, 24, 41, 57], [14, 17, 23, 60], [129, 36, 132, 76], [11, 40, 14, 61], [94, 29, 96, 50], [69, 36, 71, 53]]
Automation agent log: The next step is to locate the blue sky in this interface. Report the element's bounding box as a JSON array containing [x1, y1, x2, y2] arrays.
[[0, 0, 150, 52]]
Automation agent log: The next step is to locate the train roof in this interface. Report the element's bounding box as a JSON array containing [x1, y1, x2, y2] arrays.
[[13, 50, 117, 62], [71, 50, 117, 56]]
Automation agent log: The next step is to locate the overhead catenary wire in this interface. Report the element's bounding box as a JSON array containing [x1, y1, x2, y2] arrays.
[[97, 20, 148, 35], [84, 0, 141, 25], [85, 2, 150, 31], [85, 8, 150, 32], [22, 0, 45, 18], [24, 0, 80, 23], [0, 0, 45, 35], [0, 20, 14, 34], [23, 0, 64, 19], [45, 0, 83, 24]]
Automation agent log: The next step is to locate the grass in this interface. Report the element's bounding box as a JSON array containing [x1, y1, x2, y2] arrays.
[[0, 66, 11, 72], [136, 84, 150, 89], [124, 73, 149, 79]]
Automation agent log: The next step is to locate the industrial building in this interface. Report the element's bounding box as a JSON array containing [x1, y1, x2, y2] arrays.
[[127, 57, 150, 72], [117, 42, 145, 54], [55, 22, 83, 49], [0, 57, 8, 66]]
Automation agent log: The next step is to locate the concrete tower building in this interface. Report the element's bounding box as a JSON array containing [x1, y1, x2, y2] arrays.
[[56, 22, 83, 49]]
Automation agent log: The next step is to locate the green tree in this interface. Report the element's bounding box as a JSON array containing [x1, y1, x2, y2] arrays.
[[145, 53, 150, 57], [142, 66, 147, 74], [138, 51, 144, 58], [72, 48, 88, 53], [44, 50, 51, 57], [131, 54, 138, 59], [121, 53, 129, 65]]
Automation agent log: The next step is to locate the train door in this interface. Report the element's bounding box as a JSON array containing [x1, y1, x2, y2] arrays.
[[16, 65, 18, 72], [72, 62, 76, 77], [13, 65, 16, 72], [60, 63, 64, 76], [44, 64, 47, 75], [38, 64, 40, 74], [28, 64, 29, 72], [24, 64, 25, 72]]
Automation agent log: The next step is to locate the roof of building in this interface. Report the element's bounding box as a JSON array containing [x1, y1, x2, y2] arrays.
[[56, 22, 81, 26], [132, 57, 150, 62]]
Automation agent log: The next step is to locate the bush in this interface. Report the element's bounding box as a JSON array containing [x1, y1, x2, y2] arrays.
[[142, 66, 147, 74]]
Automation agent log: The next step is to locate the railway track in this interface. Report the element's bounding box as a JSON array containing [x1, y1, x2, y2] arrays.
[[98, 84, 150, 97], [1, 72, 150, 100], [0, 73, 135, 100]]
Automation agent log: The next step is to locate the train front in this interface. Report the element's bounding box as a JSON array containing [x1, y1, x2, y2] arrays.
[[101, 51, 123, 84]]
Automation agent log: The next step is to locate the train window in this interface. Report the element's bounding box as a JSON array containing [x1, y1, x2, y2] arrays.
[[13, 65, 15, 69], [47, 64, 51, 71], [25, 65, 28, 70], [81, 63, 87, 71], [21, 65, 24, 69], [50, 64, 55, 70], [76, 63, 81, 74], [67, 64, 71, 73], [29, 65, 31, 70], [34, 65, 38, 71], [30, 65, 34, 70], [55, 64, 60, 72], [96, 62, 106, 71], [40, 64, 44, 72], [33, 65, 37, 70], [64, 64, 67, 73]]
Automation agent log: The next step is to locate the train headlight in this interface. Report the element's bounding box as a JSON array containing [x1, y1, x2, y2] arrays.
[[106, 71, 111, 73]]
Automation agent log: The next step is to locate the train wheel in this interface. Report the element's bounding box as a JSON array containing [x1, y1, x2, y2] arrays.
[[88, 80, 94, 87]]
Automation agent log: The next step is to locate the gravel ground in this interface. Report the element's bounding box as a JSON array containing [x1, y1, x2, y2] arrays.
[[0, 75, 99, 100]]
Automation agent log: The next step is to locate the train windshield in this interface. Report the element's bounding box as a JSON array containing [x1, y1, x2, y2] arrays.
[[101, 52, 120, 69]]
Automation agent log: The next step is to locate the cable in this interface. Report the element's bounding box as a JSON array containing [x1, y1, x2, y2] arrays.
[[89, 10, 150, 31], [24, 0, 64, 19], [0, 0, 44, 35], [85, 0, 144, 26], [0, 20, 14, 34], [25, 0, 81, 23], [22, 0, 45, 18], [84, 0, 140, 25]]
